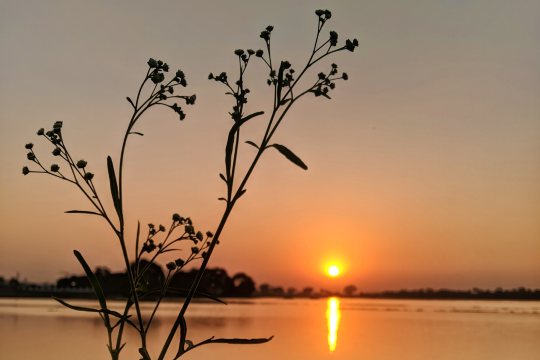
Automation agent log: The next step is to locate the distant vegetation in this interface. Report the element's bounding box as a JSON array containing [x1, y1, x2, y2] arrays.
[[2, 273, 538, 300]]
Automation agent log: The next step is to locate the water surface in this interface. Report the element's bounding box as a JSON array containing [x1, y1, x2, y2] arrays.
[[1, 298, 539, 359]]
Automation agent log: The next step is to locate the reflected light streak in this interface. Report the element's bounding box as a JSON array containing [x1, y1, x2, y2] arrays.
[[326, 297, 341, 352]]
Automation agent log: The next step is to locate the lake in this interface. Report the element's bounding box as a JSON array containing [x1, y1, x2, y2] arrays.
[[1, 298, 539, 359]]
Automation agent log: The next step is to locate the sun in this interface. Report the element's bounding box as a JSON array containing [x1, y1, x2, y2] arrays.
[[327, 264, 341, 278]]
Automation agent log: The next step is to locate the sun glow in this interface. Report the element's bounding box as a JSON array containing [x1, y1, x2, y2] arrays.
[[327, 264, 341, 278]]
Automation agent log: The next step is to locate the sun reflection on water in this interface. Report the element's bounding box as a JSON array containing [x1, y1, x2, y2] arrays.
[[326, 297, 341, 352]]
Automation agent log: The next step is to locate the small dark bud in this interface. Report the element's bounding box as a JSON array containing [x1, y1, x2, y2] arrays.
[[206, 231, 214, 238], [27, 152, 36, 161], [175, 258, 185, 267], [255, 49, 264, 57], [84, 172, 94, 181], [318, 72, 326, 80], [176, 70, 185, 79], [22, 166, 30, 175], [260, 30, 270, 41], [52, 148, 61, 156], [162, 63, 169, 72], [266, 25, 274, 32], [315, 9, 324, 17], [208, 73, 214, 80], [166, 262, 177, 271], [25, 143, 34, 149], [53, 121, 63, 130], [234, 49, 244, 56], [342, 72, 348, 80], [37, 128, 45, 136], [185, 225, 194, 235], [172, 213, 182, 222], [159, 224, 166, 232], [148, 58, 158, 68], [191, 246, 199, 254], [324, 10, 332, 19], [148, 223, 155, 229], [247, 49, 255, 55], [196, 231, 203, 241], [329, 31, 338, 46], [168, 86, 174, 94], [157, 60, 163, 66], [345, 39, 357, 52], [50, 164, 60, 172], [76, 160, 87, 168]]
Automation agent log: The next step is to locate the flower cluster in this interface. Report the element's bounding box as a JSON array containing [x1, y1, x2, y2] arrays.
[[144, 58, 196, 121], [311, 63, 349, 99], [140, 213, 215, 274], [208, 46, 265, 121], [22, 122, 94, 183]]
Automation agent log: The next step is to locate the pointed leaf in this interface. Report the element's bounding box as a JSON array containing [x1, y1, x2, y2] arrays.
[[129, 131, 144, 136], [245, 141, 259, 149], [126, 97, 135, 108], [219, 173, 227, 183], [53, 297, 131, 320], [106, 156, 122, 218], [73, 250, 108, 314], [225, 111, 264, 178], [270, 144, 308, 170], [211, 336, 274, 344], [65, 210, 101, 216]]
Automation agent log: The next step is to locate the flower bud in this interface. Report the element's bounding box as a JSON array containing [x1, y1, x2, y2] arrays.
[[25, 143, 34, 150], [50, 164, 60, 172], [166, 262, 177, 271], [175, 258, 185, 267], [22, 166, 30, 175], [76, 160, 87, 168]]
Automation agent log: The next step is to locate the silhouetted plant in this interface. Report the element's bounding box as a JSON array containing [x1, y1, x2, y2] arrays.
[[22, 9, 357, 360]]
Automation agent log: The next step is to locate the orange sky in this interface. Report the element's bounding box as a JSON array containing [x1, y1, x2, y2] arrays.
[[1, 1, 539, 291]]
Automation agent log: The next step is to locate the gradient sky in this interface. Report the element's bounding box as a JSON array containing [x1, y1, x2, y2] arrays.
[[1, 0, 539, 291]]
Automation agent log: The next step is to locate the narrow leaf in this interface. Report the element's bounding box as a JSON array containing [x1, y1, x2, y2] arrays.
[[126, 97, 135, 108], [129, 131, 144, 136], [245, 141, 259, 149], [219, 173, 227, 182], [225, 111, 264, 177], [270, 144, 308, 170], [73, 250, 109, 314], [218, 197, 227, 202], [135, 221, 141, 270], [65, 210, 101, 216], [210, 336, 274, 344], [53, 297, 128, 319], [106, 156, 122, 218], [236, 188, 247, 200]]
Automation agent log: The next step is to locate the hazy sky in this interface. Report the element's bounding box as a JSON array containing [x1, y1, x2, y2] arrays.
[[1, 0, 539, 291]]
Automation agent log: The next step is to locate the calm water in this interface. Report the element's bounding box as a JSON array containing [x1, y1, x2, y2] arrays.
[[1, 297, 539, 359]]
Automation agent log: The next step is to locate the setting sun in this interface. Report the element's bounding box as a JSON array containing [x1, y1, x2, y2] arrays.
[[327, 264, 341, 278]]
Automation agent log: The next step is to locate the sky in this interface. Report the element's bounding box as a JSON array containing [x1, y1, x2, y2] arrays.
[[1, 0, 539, 292]]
